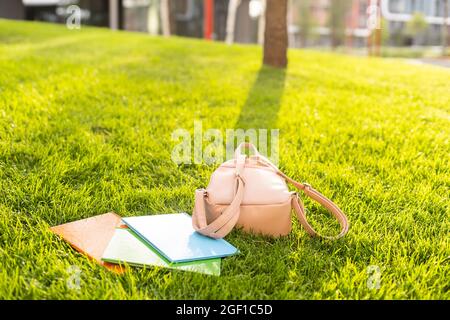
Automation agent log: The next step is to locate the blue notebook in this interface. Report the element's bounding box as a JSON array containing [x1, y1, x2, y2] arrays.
[[101, 228, 221, 276], [122, 213, 238, 263]]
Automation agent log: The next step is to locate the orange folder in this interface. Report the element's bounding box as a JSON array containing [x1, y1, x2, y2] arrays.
[[50, 212, 125, 273]]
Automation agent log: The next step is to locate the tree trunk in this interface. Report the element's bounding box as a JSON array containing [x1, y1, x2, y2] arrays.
[[263, 0, 288, 68], [225, 0, 241, 44], [257, 0, 266, 45], [160, 0, 176, 36], [329, 0, 350, 50], [443, 0, 449, 56]]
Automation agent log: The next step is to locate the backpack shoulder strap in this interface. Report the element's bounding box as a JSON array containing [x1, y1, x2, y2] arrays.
[[256, 153, 349, 240], [280, 171, 349, 240], [192, 154, 246, 239]]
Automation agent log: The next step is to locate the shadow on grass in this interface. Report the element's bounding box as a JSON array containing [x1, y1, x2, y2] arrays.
[[234, 66, 286, 130]]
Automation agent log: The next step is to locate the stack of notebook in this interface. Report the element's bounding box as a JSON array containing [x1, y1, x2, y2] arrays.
[[51, 212, 238, 276]]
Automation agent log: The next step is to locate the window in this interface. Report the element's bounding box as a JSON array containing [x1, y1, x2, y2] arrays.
[[389, 0, 408, 13], [411, 0, 425, 13], [358, 0, 368, 28], [423, 0, 433, 15], [433, 0, 449, 17]]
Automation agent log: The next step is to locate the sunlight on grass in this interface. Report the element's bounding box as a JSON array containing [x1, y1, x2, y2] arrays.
[[0, 19, 449, 299]]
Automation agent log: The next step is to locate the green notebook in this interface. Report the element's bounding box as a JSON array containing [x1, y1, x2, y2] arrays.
[[101, 228, 221, 276]]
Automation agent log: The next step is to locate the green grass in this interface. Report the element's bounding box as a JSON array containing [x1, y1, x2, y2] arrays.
[[0, 19, 449, 300]]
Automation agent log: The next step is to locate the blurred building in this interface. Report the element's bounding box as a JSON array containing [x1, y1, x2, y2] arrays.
[[0, 0, 449, 47], [288, 0, 450, 47], [382, 0, 450, 45], [0, 0, 112, 27]]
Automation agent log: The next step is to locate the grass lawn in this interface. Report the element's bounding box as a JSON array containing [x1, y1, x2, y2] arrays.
[[0, 19, 449, 300]]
